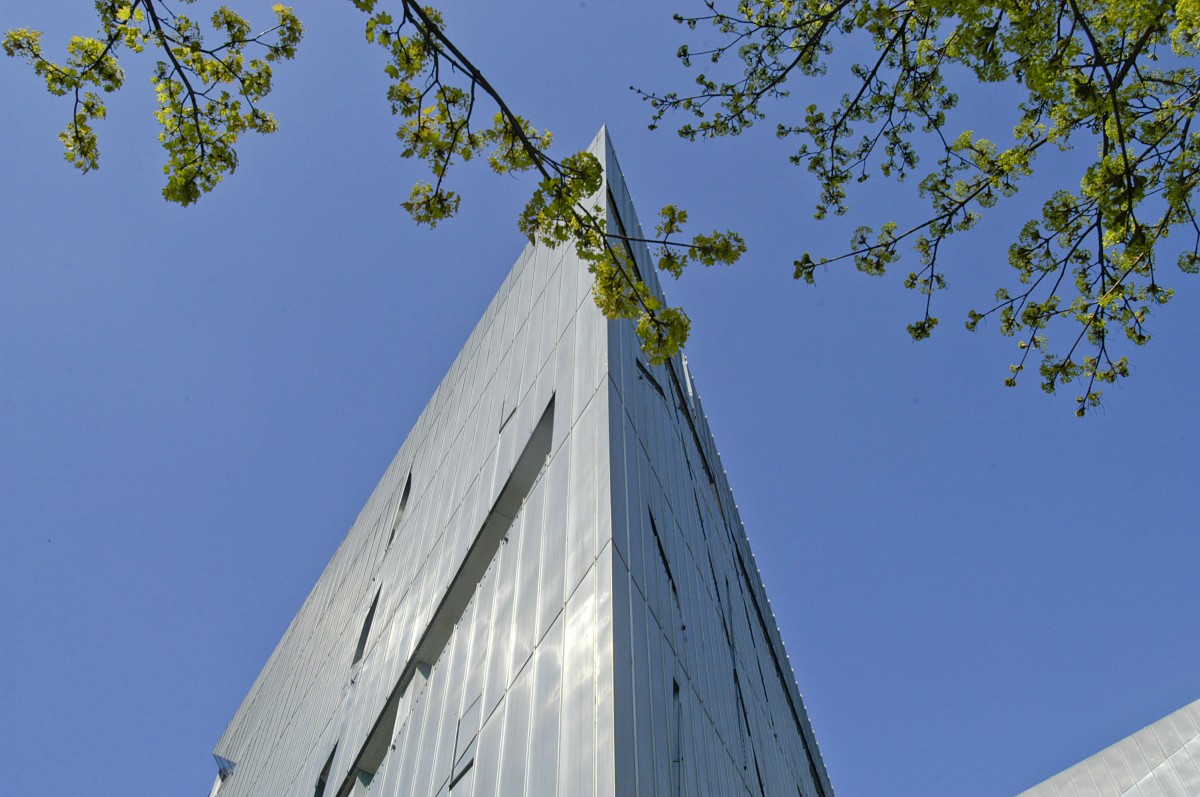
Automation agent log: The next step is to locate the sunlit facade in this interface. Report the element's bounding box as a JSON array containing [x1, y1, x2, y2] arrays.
[[207, 129, 834, 797]]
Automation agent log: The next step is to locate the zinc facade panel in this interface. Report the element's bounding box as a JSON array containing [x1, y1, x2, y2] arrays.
[[208, 129, 831, 797]]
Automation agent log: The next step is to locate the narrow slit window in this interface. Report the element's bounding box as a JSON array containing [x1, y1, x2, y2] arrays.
[[386, 473, 412, 551], [499, 401, 517, 433], [314, 746, 335, 797], [450, 694, 482, 789], [649, 510, 679, 603], [692, 489, 708, 540], [671, 680, 683, 797], [663, 359, 729, 526], [352, 589, 380, 667], [606, 190, 645, 282], [635, 359, 666, 399]]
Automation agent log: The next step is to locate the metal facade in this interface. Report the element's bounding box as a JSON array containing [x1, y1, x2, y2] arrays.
[[208, 129, 833, 797], [1016, 700, 1200, 797]]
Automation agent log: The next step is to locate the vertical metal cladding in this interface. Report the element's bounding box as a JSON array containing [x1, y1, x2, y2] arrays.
[[207, 129, 833, 797]]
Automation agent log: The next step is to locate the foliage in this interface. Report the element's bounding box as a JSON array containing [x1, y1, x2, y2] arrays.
[[6, 1, 744, 366], [5, 1, 302, 205], [641, 0, 1200, 413], [349, 0, 744, 363]]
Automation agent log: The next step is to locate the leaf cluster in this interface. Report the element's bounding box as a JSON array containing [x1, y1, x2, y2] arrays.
[[351, 1, 746, 363], [5, 1, 302, 205], [11, 2, 746, 366], [643, 0, 1200, 412]]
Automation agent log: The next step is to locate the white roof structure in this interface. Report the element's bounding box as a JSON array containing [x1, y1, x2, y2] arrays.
[[1017, 699, 1200, 797]]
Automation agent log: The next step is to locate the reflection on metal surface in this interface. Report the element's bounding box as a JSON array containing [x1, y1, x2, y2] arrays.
[[207, 129, 834, 796]]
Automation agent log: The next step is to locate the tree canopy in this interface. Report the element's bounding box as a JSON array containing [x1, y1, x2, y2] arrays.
[[4, 2, 302, 205], [7, 0, 1197, 412], [5, 0, 743, 367], [641, 0, 1199, 413]]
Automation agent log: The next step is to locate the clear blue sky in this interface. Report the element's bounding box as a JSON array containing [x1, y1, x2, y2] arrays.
[[1, 3, 1196, 796]]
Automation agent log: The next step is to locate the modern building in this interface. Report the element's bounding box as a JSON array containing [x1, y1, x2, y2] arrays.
[[206, 129, 834, 797], [1016, 699, 1200, 797]]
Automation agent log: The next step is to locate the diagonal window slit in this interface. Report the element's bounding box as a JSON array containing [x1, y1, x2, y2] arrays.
[[334, 397, 554, 797], [386, 473, 412, 551], [352, 589, 380, 667], [313, 746, 335, 797]]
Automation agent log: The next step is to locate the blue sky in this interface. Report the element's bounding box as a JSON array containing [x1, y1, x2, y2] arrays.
[[1, 3, 1197, 796]]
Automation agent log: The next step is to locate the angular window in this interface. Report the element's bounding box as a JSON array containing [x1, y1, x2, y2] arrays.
[[499, 400, 517, 433], [648, 510, 679, 603], [671, 680, 683, 797], [607, 190, 646, 282], [335, 688, 400, 797], [636, 358, 666, 399], [386, 474, 412, 551], [450, 694, 482, 789], [208, 754, 236, 796], [314, 746, 335, 797], [352, 589, 380, 667], [348, 771, 372, 797]]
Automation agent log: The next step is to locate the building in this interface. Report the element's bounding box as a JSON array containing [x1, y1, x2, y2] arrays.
[[1016, 699, 1200, 797], [207, 129, 834, 797]]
